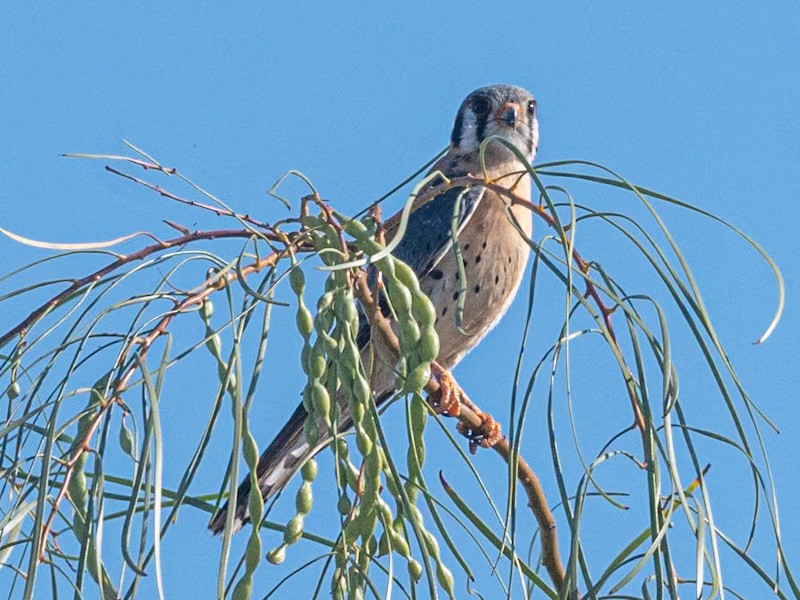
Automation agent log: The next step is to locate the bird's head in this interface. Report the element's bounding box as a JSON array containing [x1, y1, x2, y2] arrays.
[[450, 84, 538, 172]]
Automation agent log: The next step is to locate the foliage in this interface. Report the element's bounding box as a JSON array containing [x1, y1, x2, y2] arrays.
[[0, 142, 793, 599]]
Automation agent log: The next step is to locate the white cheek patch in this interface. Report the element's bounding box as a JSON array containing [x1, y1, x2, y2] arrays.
[[530, 119, 540, 154], [458, 110, 480, 152]]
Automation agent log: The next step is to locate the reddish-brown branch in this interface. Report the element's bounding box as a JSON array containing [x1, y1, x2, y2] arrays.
[[36, 247, 286, 561], [105, 166, 272, 230], [352, 272, 568, 593], [0, 228, 286, 348]]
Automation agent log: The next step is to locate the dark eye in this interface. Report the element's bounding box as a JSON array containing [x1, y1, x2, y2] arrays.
[[471, 96, 491, 116], [527, 100, 537, 117]]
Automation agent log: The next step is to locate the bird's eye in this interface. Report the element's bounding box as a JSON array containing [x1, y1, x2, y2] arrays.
[[527, 100, 537, 117], [471, 97, 491, 116]]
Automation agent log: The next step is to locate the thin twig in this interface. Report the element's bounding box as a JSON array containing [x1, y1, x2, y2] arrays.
[[104, 166, 272, 230], [0, 228, 286, 348]]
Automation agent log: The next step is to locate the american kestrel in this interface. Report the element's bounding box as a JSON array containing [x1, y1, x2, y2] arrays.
[[210, 84, 539, 534]]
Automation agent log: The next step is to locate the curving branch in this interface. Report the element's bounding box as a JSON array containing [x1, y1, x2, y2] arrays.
[[353, 271, 568, 594]]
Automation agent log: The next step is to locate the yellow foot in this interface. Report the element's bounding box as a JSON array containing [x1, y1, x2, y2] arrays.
[[429, 364, 461, 417], [456, 413, 503, 454]]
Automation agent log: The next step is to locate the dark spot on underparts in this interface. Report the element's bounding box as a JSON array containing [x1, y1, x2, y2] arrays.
[[464, 243, 470, 251], [430, 269, 443, 280], [452, 291, 459, 301], [475, 254, 482, 264], [508, 256, 512, 263], [482, 241, 487, 249], [441, 306, 448, 316], [495, 275, 500, 284], [474, 284, 481, 293]]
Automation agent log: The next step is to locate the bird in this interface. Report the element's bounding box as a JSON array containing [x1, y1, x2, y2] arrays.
[[209, 84, 539, 534]]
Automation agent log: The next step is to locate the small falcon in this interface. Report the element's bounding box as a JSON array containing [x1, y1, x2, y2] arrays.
[[210, 84, 539, 534]]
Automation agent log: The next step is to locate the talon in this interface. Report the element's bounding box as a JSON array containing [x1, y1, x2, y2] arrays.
[[429, 365, 461, 417], [456, 413, 503, 454], [477, 413, 502, 448]]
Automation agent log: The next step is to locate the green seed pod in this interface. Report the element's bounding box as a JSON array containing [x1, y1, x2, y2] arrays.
[[437, 565, 455, 594], [289, 266, 306, 295], [398, 319, 421, 347], [356, 432, 373, 456], [343, 512, 362, 541], [403, 364, 431, 393], [205, 332, 222, 357], [7, 380, 20, 400], [383, 472, 400, 497], [301, 458, 318, 482], [364, 451, 382, 480], [295, 481, 313, 515], [342, 216, 369, 237], [392, 260, 419, 292], [378, 532, 390, 556], [339, 340, 360, 371], [242, 433, 259, 467], [360, 486, 379, 517], [315, 306, 335, 333], [200, 298, 214, 320], [407, 504, 424, 525], [295, 305, 314, 337], [283, 515, 305, 545], [302, 385, 314, 412], [364, 534, 378, 556], [376, 255, 396, 278], [267, 545, 286, 565], [404, 481, 419, 504], [387, 283, 412, 316], [410, 394, 428, 433], [424, 531, 440, 556], [417, 329, 440, 363], [358, 236, 383, 256], [317, 289, 335, 310], [391, 533, 411, 558], [337, 493, 352, 515], [334, 294, 358, 325], [408, 559, 423, 582], [349, 401, 365, 425], [319, 331, 338, 354], [350, 376, 371, 406], [306, 351, 327, 380], [303, 418, 320, 446], [300, 215, 326, 229], [413, 293, 437, 329], [311, 383, 331, 422], [118, 418, 135, 459]]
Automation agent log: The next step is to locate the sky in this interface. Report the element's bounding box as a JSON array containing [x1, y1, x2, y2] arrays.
[[1, 2, 798, 598]]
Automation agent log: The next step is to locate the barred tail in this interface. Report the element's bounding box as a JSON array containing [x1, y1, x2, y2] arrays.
[[208, 403, 318, 534]]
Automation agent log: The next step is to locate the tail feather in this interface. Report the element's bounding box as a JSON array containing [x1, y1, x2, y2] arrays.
[[209, 403, 317, 534], [210, 320, 399, 535]]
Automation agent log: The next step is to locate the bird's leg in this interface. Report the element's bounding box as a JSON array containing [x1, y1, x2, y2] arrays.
[[428, 363, 461, 417], [428, 363, 503, 453], [456, 413, 503, 454]]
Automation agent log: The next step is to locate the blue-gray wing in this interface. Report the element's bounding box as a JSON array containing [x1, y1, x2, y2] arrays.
[[391, 185, 485, 278], [356, 185, 485, 349]]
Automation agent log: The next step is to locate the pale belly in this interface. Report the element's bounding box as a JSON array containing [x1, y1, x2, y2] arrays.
[[420, 196, 532, 367]]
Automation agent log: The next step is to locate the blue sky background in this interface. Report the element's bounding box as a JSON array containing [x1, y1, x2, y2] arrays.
[[1, 2, 798, 598]]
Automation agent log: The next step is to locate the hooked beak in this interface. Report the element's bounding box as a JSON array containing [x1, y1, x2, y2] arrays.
[[496, 101, 520, 128]]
